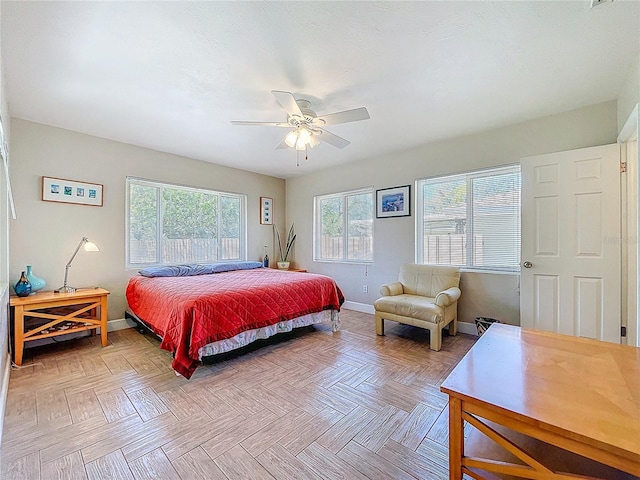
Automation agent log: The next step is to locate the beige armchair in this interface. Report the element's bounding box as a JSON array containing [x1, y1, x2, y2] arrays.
[[374, 264, 461, 351]]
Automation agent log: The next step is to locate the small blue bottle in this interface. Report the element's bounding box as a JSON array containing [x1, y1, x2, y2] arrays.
[[15, 271, 32, 297]]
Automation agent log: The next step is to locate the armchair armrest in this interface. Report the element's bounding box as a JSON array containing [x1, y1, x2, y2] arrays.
[[380, 282, 403, 296], [435, 286, 461, 306]]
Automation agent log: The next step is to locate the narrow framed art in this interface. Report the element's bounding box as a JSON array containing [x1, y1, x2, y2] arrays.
[[260, 196, 273, 224], [376, 185, 411, 218], [42, 176, 104, 207]]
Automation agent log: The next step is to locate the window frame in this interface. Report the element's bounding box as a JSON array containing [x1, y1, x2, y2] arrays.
[[415, 164, 521, 272], [125, 177, 247, 268], [313, 186, 374, 265]]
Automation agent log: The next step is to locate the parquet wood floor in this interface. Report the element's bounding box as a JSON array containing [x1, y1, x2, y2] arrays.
[[1, 309, 476, 479]]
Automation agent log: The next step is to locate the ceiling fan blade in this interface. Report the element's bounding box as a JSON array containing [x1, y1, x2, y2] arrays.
[[271, 90, 304, 118], [317, 128, 350, 149], [317, 107, 370, 126], [231, 121, 290, 127]]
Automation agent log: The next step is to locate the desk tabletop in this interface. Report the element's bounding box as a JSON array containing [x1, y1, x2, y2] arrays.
[[10, 288, 110, 306], [441, 323, 640, 464]]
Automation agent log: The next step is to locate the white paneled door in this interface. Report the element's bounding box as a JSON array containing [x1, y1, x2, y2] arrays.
[[520, 144, 621, 343]]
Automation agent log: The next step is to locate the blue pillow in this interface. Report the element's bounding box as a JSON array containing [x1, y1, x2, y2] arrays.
[[139, 261, 263, 278], [209, 262, 264, 273]]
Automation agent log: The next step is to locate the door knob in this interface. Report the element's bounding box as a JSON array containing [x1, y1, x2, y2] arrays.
[[523, 261, 532, 268]]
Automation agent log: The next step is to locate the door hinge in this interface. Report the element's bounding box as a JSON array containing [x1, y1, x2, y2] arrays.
[[621, 162, 627, 173], [621, 326, 627, 337]]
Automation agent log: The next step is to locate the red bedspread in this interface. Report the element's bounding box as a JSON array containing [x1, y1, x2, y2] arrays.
[[126, 268, 344, 378]]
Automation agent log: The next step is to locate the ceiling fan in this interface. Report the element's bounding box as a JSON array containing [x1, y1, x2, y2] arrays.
[[231, 90, 370, 153]]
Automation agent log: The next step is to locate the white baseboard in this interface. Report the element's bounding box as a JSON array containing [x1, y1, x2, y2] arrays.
[[115, 310, 472, 339], [342, 302, 479, 337], [108, 317, 137, 332], [0, 352, 11, 449], [456, 321, 478, 336], [21, 318, 136, 349], [342, 301, 375, 315]]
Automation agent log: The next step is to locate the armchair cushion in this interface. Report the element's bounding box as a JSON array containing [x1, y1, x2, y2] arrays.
[[398, 264, 460, 297], [379, 281, 403, 296], [374, 294, 441, 324]]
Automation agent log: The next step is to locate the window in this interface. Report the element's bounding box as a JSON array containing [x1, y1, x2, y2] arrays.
[[314, 187, 374, 263], [126, 178, 246, 267], [416, 165, 521, 271]]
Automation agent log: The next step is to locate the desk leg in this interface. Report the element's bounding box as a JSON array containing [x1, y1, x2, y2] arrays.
[[14, 305, 24, 366], [100, 295, 108, 347], [448, 397, 464, 480], [90, 305, 97, 337]]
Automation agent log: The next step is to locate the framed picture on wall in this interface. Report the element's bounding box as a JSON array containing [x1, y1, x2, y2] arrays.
[[260, 196, 273, 224], [42, 176, 104, 207], [376, 185, 411, 218]]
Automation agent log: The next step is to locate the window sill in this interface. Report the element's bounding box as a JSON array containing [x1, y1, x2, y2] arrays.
[[313, 260, 374, 266], [460, 268, 520, 275]]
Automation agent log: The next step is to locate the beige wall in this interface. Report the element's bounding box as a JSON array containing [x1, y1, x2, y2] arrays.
[[618, 55, 640, 133], [9, 119, 286, 321], [1, 0, 9, 285], [286, 101, 619, 328], [5, 101, 624, 332]]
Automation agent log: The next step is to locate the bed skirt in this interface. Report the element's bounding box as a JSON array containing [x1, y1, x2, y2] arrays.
[[125, 308, 341, 363], [197, 309, 340, 359]]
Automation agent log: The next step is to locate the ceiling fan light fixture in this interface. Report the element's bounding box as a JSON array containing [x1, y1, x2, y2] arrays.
[[294, 133, 307, 150], [232, 90, 370, 155], [308, 134, 320, 148], [284, 130, 298, 148], [297, 127, 311, 144]]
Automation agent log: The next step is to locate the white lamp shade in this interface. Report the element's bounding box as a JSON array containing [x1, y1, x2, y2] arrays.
[[298, 127, 311, 144], [84, 241, 100, 252], [308, 134, 320, 148], [285, 126, 319, 150], [284, 131, 298, 148]]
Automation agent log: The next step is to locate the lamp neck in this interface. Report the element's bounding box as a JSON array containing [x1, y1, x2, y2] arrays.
[[66, 237, 88, 268], [62, 264, 71, 288]]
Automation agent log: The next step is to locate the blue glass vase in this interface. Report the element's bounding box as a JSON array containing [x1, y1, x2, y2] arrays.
[[14, 271, 32, 297], [25, 265, 46, 293]]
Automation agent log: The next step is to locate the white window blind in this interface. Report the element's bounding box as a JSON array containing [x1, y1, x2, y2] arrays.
[[314, 187, 374, 263], [126, 178, 246, 268], [416, 165, 521, 271]]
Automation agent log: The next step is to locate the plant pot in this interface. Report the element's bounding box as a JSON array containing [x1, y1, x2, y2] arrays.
[[277, 261, 290, 270]]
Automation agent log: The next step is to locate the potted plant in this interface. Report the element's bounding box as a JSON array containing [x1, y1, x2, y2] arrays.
[[274, 223, 296, 269]]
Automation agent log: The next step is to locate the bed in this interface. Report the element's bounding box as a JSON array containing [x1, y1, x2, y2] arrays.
[[125, 262, 344, 378]]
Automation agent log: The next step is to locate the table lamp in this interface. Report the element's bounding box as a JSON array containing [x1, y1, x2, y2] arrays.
[[55, 237, 100, 293]]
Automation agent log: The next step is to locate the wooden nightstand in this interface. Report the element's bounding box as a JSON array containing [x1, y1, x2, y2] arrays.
[[10, 288, 110, 366]]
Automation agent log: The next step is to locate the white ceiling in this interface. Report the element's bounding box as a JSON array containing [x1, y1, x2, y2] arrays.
[[2, 1, 639, 179]]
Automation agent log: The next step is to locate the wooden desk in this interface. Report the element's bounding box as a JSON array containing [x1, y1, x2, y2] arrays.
[[10, 288, 110, 366], [441, 324, 640, 479]]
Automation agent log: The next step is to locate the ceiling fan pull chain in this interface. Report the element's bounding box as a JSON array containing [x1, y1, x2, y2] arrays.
[[296, 149, 300, 167]]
